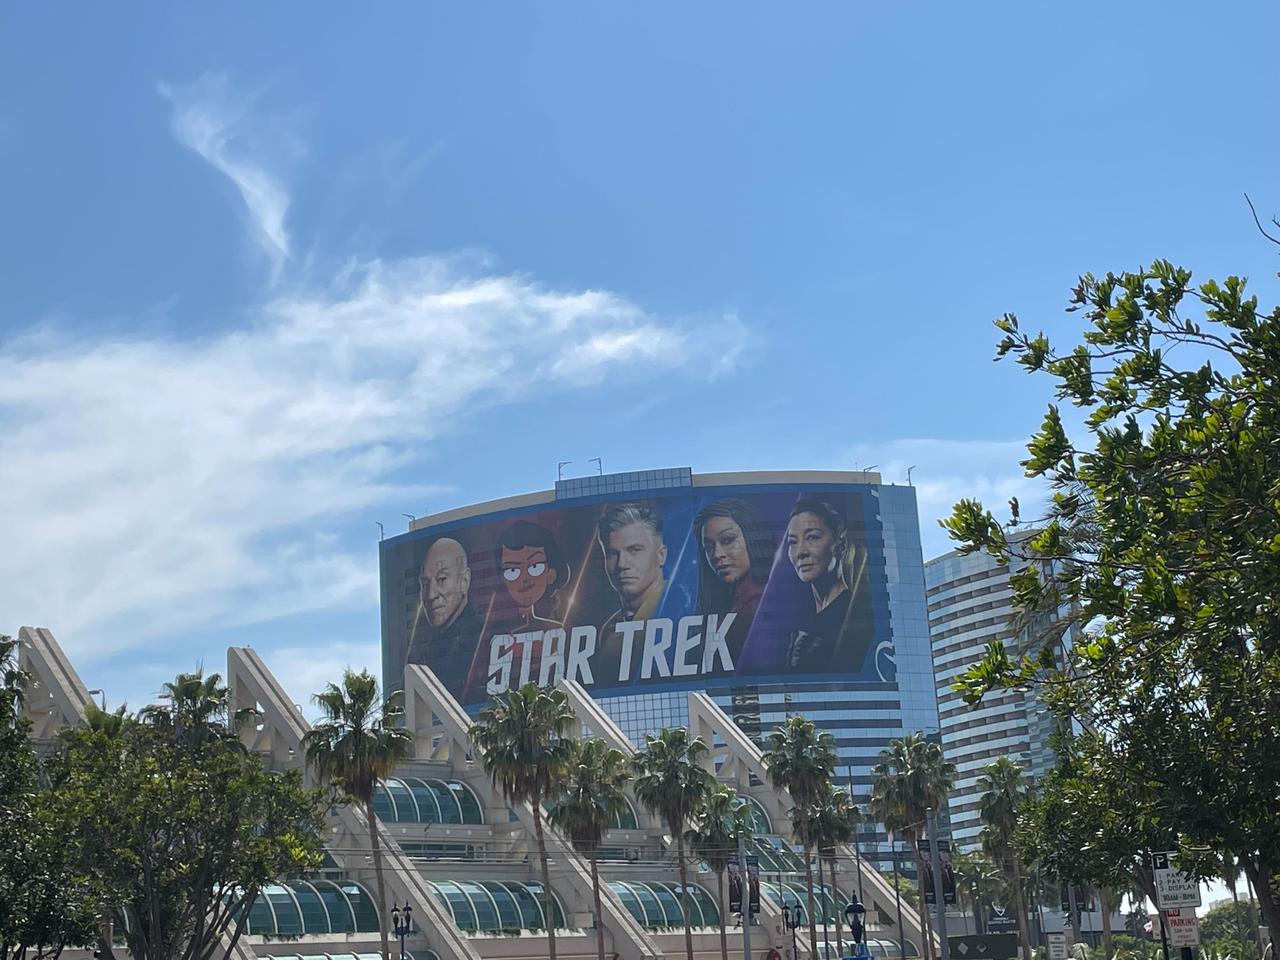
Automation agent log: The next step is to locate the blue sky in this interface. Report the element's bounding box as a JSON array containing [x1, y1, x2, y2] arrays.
[[3, 2, 1279, 718]]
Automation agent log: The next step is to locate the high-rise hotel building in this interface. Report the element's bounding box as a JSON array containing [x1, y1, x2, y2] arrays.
[[380, 467, 941, 872]]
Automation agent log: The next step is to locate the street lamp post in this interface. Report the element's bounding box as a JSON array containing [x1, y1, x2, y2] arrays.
[[390, 902, 413, 960], [783, 903, 806, 960], [845, 900, 867, 959]]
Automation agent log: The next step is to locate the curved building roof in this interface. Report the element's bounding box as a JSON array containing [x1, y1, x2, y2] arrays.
[[607, 881, 720, 929], [373, 777, 484, 824], [243, 880, 381, 936], [423, 879, 566, 932]]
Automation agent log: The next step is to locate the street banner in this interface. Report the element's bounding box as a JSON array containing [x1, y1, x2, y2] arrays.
[[918, 839, 957, 906]]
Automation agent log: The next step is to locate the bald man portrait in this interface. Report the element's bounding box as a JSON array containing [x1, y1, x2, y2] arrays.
[[406, 537, 482, 690]]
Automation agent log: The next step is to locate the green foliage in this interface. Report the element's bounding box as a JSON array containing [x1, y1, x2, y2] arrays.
[[51, 671, 324, 960], [633, 727, 715, 843], [1, 636, 100, 960], [546, 737, 631, 960], [303, 669, 414, 807], [763, 715, 839, 960], [547, 737, 632, 856], [943, 260, 1280, 932], [633, 727, 715, 960], [471, 682, 575, 812], [1110, 933, 1159, 960], [687, 786, 754, 960], [763, 715, 839, 828], [304, 669, 413, 960], [869, 732, 955, 960], [471, 682, 577, 960], [804, 781, 861, 866], [1198, 898, 1259, 946], [687, 785, 753, 877], [951, 850, 1003, 933], [868, 732, 955, 842]]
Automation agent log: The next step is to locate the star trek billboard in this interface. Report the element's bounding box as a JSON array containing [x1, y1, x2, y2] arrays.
[[380, 485, 895, 709]]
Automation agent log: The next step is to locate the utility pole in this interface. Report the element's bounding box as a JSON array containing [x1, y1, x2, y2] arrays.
[[927, 808, 950, 960], [893, 837, 906, 960], [849, 766, 864, 902], [738, 829, 752, 960]]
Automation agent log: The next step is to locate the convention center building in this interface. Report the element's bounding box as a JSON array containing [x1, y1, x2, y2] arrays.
[[380, 468, 941, 876]]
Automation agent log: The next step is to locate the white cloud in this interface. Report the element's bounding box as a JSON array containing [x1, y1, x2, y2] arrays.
[[0, 255, 745, 665], [158, 74, 294, 277], [4, 72, 748, 682]]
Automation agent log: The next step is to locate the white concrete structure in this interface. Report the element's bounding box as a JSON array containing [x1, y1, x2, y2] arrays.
[[19, 625, 932, 960]]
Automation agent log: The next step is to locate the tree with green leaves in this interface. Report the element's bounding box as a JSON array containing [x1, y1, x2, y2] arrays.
[[687, 785, 753, 960], [633, 727, 715, 960], [977, 758, 1032, 960], [1, 636, 100, 960], [546, 737, 632, 960], [952, 850, 1004, 935], [804, 782, 862, 958], [470, 682, 575, 960], [763, 715, 838, 960], [303, 669, 413, 960], [943, 258, 1280, 934], [53, 672, 323, 960], [869, 732, 955, 960]]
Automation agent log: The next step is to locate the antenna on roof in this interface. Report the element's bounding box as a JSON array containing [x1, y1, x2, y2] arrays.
[[558, 460, 572, 480]]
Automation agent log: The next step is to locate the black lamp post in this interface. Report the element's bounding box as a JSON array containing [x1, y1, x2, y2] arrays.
[[783, 903, 805, 960], [390, 902, 413, 960], [845, 900, 867, 957]]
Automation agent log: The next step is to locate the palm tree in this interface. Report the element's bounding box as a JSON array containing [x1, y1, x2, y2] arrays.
[[951, 850, 1003, 934], [805, 782, 862, 958], [303, 669, 414, 960], [868, 731, 956, 960], [977, 757, 1031, 960], [547, 737, 632, 960], [140, 669, 253, 748], [688, 786, 753, 960], [471, 682, 576, 960], [633, 727, 715, 960], [764, 715, 839, 960]]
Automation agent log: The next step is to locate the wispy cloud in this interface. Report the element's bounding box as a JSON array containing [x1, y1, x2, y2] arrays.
[[158, 74, 293, 278], [0, 256, 745, 667], [4, 73, 748, 708]]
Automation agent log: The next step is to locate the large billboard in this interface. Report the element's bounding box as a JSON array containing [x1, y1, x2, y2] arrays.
[[380, 485, 894, 709]]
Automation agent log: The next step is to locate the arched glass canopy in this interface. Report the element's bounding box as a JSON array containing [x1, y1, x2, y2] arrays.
[[759, 880, 842, 923], [241, 880, 380, 936], [372, 777, 484, 824], [610, 796, 639, 829], [606, 881, 721, 929], [422, 879, 567, 932]]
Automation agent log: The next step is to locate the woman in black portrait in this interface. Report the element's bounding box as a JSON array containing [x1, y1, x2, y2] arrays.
[[693, 498, 776, 666]]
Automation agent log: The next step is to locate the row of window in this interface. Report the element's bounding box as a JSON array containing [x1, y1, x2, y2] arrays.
[[926, 577, 1012, 614]]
